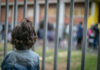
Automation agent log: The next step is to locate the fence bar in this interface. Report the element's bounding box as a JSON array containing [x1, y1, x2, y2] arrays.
[[42, 0, 48, 70], [0, 0, 1, 42], [97, 27, 100, 70], [11, 4, 14, 29], [23, 0, 27, 18], [13, 0, 18, 27], [81, 0, 89, 70], [33, 0, 37, 28], [4, 0, 9, 57], [53, 0, 60, 70], [66, 0, 74, 70], [32, 0, 38, 51], [0, 0, 1, 23]]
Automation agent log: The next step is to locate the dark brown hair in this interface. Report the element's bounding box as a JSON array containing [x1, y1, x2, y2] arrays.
[[11, 18, 37, 50]]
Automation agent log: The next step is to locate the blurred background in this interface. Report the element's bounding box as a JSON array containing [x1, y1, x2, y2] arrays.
[[0, 0, 100, 70]]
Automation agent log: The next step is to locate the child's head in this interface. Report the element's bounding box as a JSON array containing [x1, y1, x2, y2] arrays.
[[11, 18, 37, 50]]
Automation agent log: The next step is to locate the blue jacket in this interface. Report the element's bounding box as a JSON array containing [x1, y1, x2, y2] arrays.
[[1, 50, 40, 70], [77, 24, 83, 38]]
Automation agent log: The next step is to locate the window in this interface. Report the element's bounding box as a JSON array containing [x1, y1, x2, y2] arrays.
[[48, 7, 56, 17], [27, 7, 34, 17]]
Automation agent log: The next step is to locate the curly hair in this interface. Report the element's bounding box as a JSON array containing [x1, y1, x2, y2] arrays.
[[11, 18, 37, 50]]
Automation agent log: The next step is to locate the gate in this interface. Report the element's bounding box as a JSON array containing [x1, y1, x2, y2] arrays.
[[0, 0, 100, 70]]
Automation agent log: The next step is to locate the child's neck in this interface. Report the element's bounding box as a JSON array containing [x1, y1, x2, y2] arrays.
[[15, 49, 30, 52]]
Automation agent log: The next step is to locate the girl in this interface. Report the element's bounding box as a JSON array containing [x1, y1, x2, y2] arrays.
[[1, 18, 39, 70]]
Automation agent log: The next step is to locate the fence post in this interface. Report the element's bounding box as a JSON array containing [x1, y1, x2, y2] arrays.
[[81, 0, 89, 70], [0, 0, 1, 24], [0, 0, 1, 42], [4, 0, 9, 57], [53, 0, 60, 70], [32, 0, 38, 51], [67, 0, 74, 70], [33, 0, 37, 28], [13, 0, 18, 27], [42, 0, 48, 70], [23, 0, 27, 18], [97, 24, 100, 70], [11, 4, 14, 29]]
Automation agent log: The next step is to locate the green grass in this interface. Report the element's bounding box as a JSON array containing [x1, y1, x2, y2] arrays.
[[0, 43, 97, 70]]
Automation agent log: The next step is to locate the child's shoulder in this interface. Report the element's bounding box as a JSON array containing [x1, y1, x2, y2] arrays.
[[5, 50, 14, 57], [4, 50, 39, 64], [2, 51, 16, 63], [29, 50, 39, 58], [5, 50, 39, 61], [9, 50, 39, 57]]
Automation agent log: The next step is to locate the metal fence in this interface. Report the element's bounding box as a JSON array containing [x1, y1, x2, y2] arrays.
[[0, 0, 100, 70]]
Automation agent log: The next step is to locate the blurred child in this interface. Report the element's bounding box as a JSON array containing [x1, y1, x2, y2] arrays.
[[1, 18, 39, 70], [88, 28, 95, 47]]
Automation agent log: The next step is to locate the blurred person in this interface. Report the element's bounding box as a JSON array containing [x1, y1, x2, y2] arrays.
[[60, 24, 69, 48], [63, 24, 69, 40], [77, 22, 83, 49], [88, 27, 95, 47], [1, 18, 40, 70], [66, 24, 69, 38], [7, 26, 12, 42], [38, 21, 44, 40], [47, 23, 55, 42], [72, 24, 77, 46], [1, 24, 5, 43], [0, 23, 2, 42], [92, 24, 99, 49]]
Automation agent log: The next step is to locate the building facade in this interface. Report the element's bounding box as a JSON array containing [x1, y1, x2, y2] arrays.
[[0, 0, 100, 28]]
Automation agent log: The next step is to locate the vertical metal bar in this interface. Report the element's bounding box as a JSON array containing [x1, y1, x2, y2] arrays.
[[42, 0, 48, 70], [4, 0, 9, 57], [33, 0, 37, 28], [0, 0, 1, 23], [32, 0, 38, 51], [11, 4, 14, 29], [23, 0, 27, 18], [53, 0, 60, 70], [97, 26, 100, 70], [13, 0, 18, 27], [0, 0, 1, 42], [67, 0, 74, 70], [12, 0, 18, 50], [81, 0, 89, 70]]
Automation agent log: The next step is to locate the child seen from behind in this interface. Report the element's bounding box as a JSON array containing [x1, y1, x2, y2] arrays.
[[1, 18, 39, 70]]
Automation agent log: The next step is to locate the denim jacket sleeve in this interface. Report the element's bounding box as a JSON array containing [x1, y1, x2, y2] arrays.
[[1, 54, 11, 70]]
